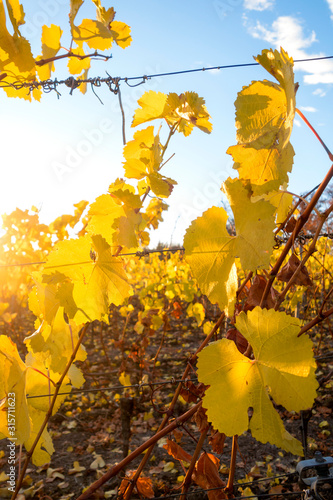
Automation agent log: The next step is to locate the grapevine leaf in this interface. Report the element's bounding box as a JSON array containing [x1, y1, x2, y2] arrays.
[[197, 307, 318, 455], [165, 91, 212, 136], [73, 19, 114, 50], [67, 46, 90, 75], [147, 172, 176, 198], [0, 335, 30, 443], [109, 20, 132, 49], [87, 194, 124, 244], [227, 142, 294, 196], [5, 0, 24, 35], [25, 307, 86, 382], [228, 49, 295, 195], [0, 1, 39, 100], [87, 189, 142, 250], [132, 91, 168, 128], [23, 406, 55, 466], [252, 189, 293, 225], [184, 206, 237, 316], [123, 126, 163, 180], [69, 0, 84, 27], [132, 91, 212, 136], [223, 178, 275, 270], [43, 235, 131, 323], [36, 24, 63, 80]]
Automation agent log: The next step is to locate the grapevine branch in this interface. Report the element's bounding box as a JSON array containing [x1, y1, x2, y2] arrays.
[[180, 425, 210, 499], [261, 111, 333, 309], [75, 402, 201, 500], [35, 50, 112, 66]]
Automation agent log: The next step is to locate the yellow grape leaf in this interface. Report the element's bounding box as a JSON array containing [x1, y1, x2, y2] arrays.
[[222, 178, 275, 270], [67, 46, 90, 75], [86, 194, 124, 244], [0, 1, 39, 100], [253, 189, 293, 226], [87, 190, 142, 250], [22, 405, 55, 465], [94, 3, 116, 27], [187, 303, 205, 326], [28, 272, 61, 326], [132, 91, 168, 128], [115, 209, 142, 249], [109, 20, 132, 49], [25, 307, 86, 383], [256, 48, 295, 118], [119, 372, 131, 386], [227, 143, 294, 196], [69, 0, 84, 27], [142, 198, 168, 230], [165, 91, 212, 136], [228, 48, 295, 195], [43, 235, 131, 323], [123, 126, 162, 180], [132, 91, 212, 136], [73, 19, 114, 50], [25, 353, 70, 413], [5, 0, 24, 35], [184, 206, 238, 316], [0, 336, 30, 443], [197, 307, 318, 455], [36, 24, 62, 80], [147, 172, 176, 198], [108, 179, 142, 209]]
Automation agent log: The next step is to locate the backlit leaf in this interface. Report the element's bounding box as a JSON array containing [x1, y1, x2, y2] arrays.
[[43, 235, 131, 323], [73, 19, 114, 50], [37, 24, 62, 80], [197, 307, 318, 454], [132, 90, 212, 136], [228, 48, 295, 195], [184, 206, 237, 316], [222, 178, 275, 270]]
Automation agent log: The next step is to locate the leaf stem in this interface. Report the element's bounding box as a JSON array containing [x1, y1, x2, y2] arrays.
[[296, 108, 333, 161]]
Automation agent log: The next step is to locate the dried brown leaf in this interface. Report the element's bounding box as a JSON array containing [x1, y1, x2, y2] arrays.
[[163, 439, 192, 463], [277, 254, 313, 286]]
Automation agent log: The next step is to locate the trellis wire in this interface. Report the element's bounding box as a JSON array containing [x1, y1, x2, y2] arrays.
[[149, 486, 302, 500], [26, 377, 198, 399], [1, 230, 332, 269], [1, 55, 333, 97]]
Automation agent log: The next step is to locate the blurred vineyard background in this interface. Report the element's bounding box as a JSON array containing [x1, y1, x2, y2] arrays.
[[0, 196, 332, 498]]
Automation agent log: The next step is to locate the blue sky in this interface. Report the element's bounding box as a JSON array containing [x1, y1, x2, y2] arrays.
[[1, 0, 333, 246]]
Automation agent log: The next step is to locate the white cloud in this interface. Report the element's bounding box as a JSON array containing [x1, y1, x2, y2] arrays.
[[325, 0, 333, 19], [244, 0, 274, 11], [246, 16, 333, 84], [313, 88, 327, 97], [294, 119, 302, 127], [299, 106, 317, 112]]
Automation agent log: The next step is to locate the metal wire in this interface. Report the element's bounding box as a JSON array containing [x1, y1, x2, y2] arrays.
[[25, 377, 197, 399], [1, 55, 333, 96], [2, 229, 332, 269]]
